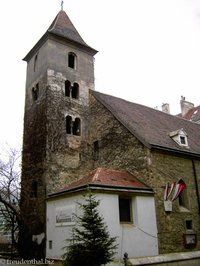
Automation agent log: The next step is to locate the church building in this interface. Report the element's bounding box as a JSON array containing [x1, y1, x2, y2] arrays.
[[21, 6, 200, 260]]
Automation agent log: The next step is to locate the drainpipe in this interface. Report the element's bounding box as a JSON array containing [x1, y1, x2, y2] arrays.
[[192, 159, 200, 214]]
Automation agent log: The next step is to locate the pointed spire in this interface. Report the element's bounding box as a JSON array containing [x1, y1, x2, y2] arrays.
[[48, 10, 88, 47], [23, 9, 97, 61]]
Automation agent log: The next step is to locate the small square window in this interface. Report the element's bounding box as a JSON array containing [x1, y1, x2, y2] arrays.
[[119, 197, 132, 223]]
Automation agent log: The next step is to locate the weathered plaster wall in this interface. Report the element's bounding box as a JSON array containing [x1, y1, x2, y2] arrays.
[[46, 192, 158, 260]]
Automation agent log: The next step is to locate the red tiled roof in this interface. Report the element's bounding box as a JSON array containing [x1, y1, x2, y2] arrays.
[[181, 106, 200, 122], [48, 168, 152, 197], [91, 91, 200, 157]]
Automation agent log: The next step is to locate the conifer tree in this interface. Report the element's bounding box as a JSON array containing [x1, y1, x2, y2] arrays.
[[63, 193, 118, 266]]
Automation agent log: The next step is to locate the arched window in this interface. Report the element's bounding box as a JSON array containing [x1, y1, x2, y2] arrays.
[[68, 52, 77, 69], [73, 118, 81, 136], [66, 115, 72, 134], [71, 82, 79, 99], [65, 80, 71, 97]]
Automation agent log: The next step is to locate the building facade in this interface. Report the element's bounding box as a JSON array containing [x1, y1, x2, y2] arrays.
[[21, 8, 200, 258]]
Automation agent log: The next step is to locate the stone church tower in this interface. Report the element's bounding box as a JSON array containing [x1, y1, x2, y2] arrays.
[[21, 9, 97, 236]]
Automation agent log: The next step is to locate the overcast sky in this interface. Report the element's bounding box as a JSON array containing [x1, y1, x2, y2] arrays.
[[0, 0, 200, 148]]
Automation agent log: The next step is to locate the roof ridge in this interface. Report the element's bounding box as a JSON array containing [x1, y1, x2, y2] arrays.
[[48, 11, 60, 31], [90, 90, 200, 156], [91, 90, 200, 126]]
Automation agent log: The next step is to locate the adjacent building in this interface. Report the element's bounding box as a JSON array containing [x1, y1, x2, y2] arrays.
[[178, 96, 200, 123], [46, 168, 158, 259]]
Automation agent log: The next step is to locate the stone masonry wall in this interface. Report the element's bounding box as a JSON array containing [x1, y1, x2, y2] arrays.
[[44, 70, 92, 193], [89, 93, 150, 173], [148, 151, 200, 253], [89, 94, 200, 254], [21, 74, 48, 233]]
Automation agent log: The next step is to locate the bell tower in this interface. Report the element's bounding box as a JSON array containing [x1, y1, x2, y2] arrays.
[[21, 8, 97, 242]]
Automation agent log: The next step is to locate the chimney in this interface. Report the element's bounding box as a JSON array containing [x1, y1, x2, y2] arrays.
[[162, 103, 170, 114], [180, 96, 194, 116]]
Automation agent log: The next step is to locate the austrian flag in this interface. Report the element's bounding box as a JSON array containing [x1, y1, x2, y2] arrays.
[[164, 179, 186, 202], [171, 179, 186, 201]]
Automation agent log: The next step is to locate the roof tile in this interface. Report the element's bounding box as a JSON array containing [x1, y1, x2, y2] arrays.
[[48, 10, 88, 46], [49, 168, 152, 196], [91, 91, 200, 156]]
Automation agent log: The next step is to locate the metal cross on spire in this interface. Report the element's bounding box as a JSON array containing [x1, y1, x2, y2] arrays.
[[61, 0, 64, 10]]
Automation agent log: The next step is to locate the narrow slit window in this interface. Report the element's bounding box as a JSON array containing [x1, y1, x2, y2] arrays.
[[93, 141, 99, 160], [31, 181, 38, 198], [34, 54, 38, 72]]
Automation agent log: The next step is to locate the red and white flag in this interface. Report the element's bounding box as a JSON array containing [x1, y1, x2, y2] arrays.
[[164, 181, 176, 201], [171, 179, 186, 201]]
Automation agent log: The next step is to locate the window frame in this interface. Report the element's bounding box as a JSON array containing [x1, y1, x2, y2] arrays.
[[118, 196, 133, 223], [179, 135, 187, 146]]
